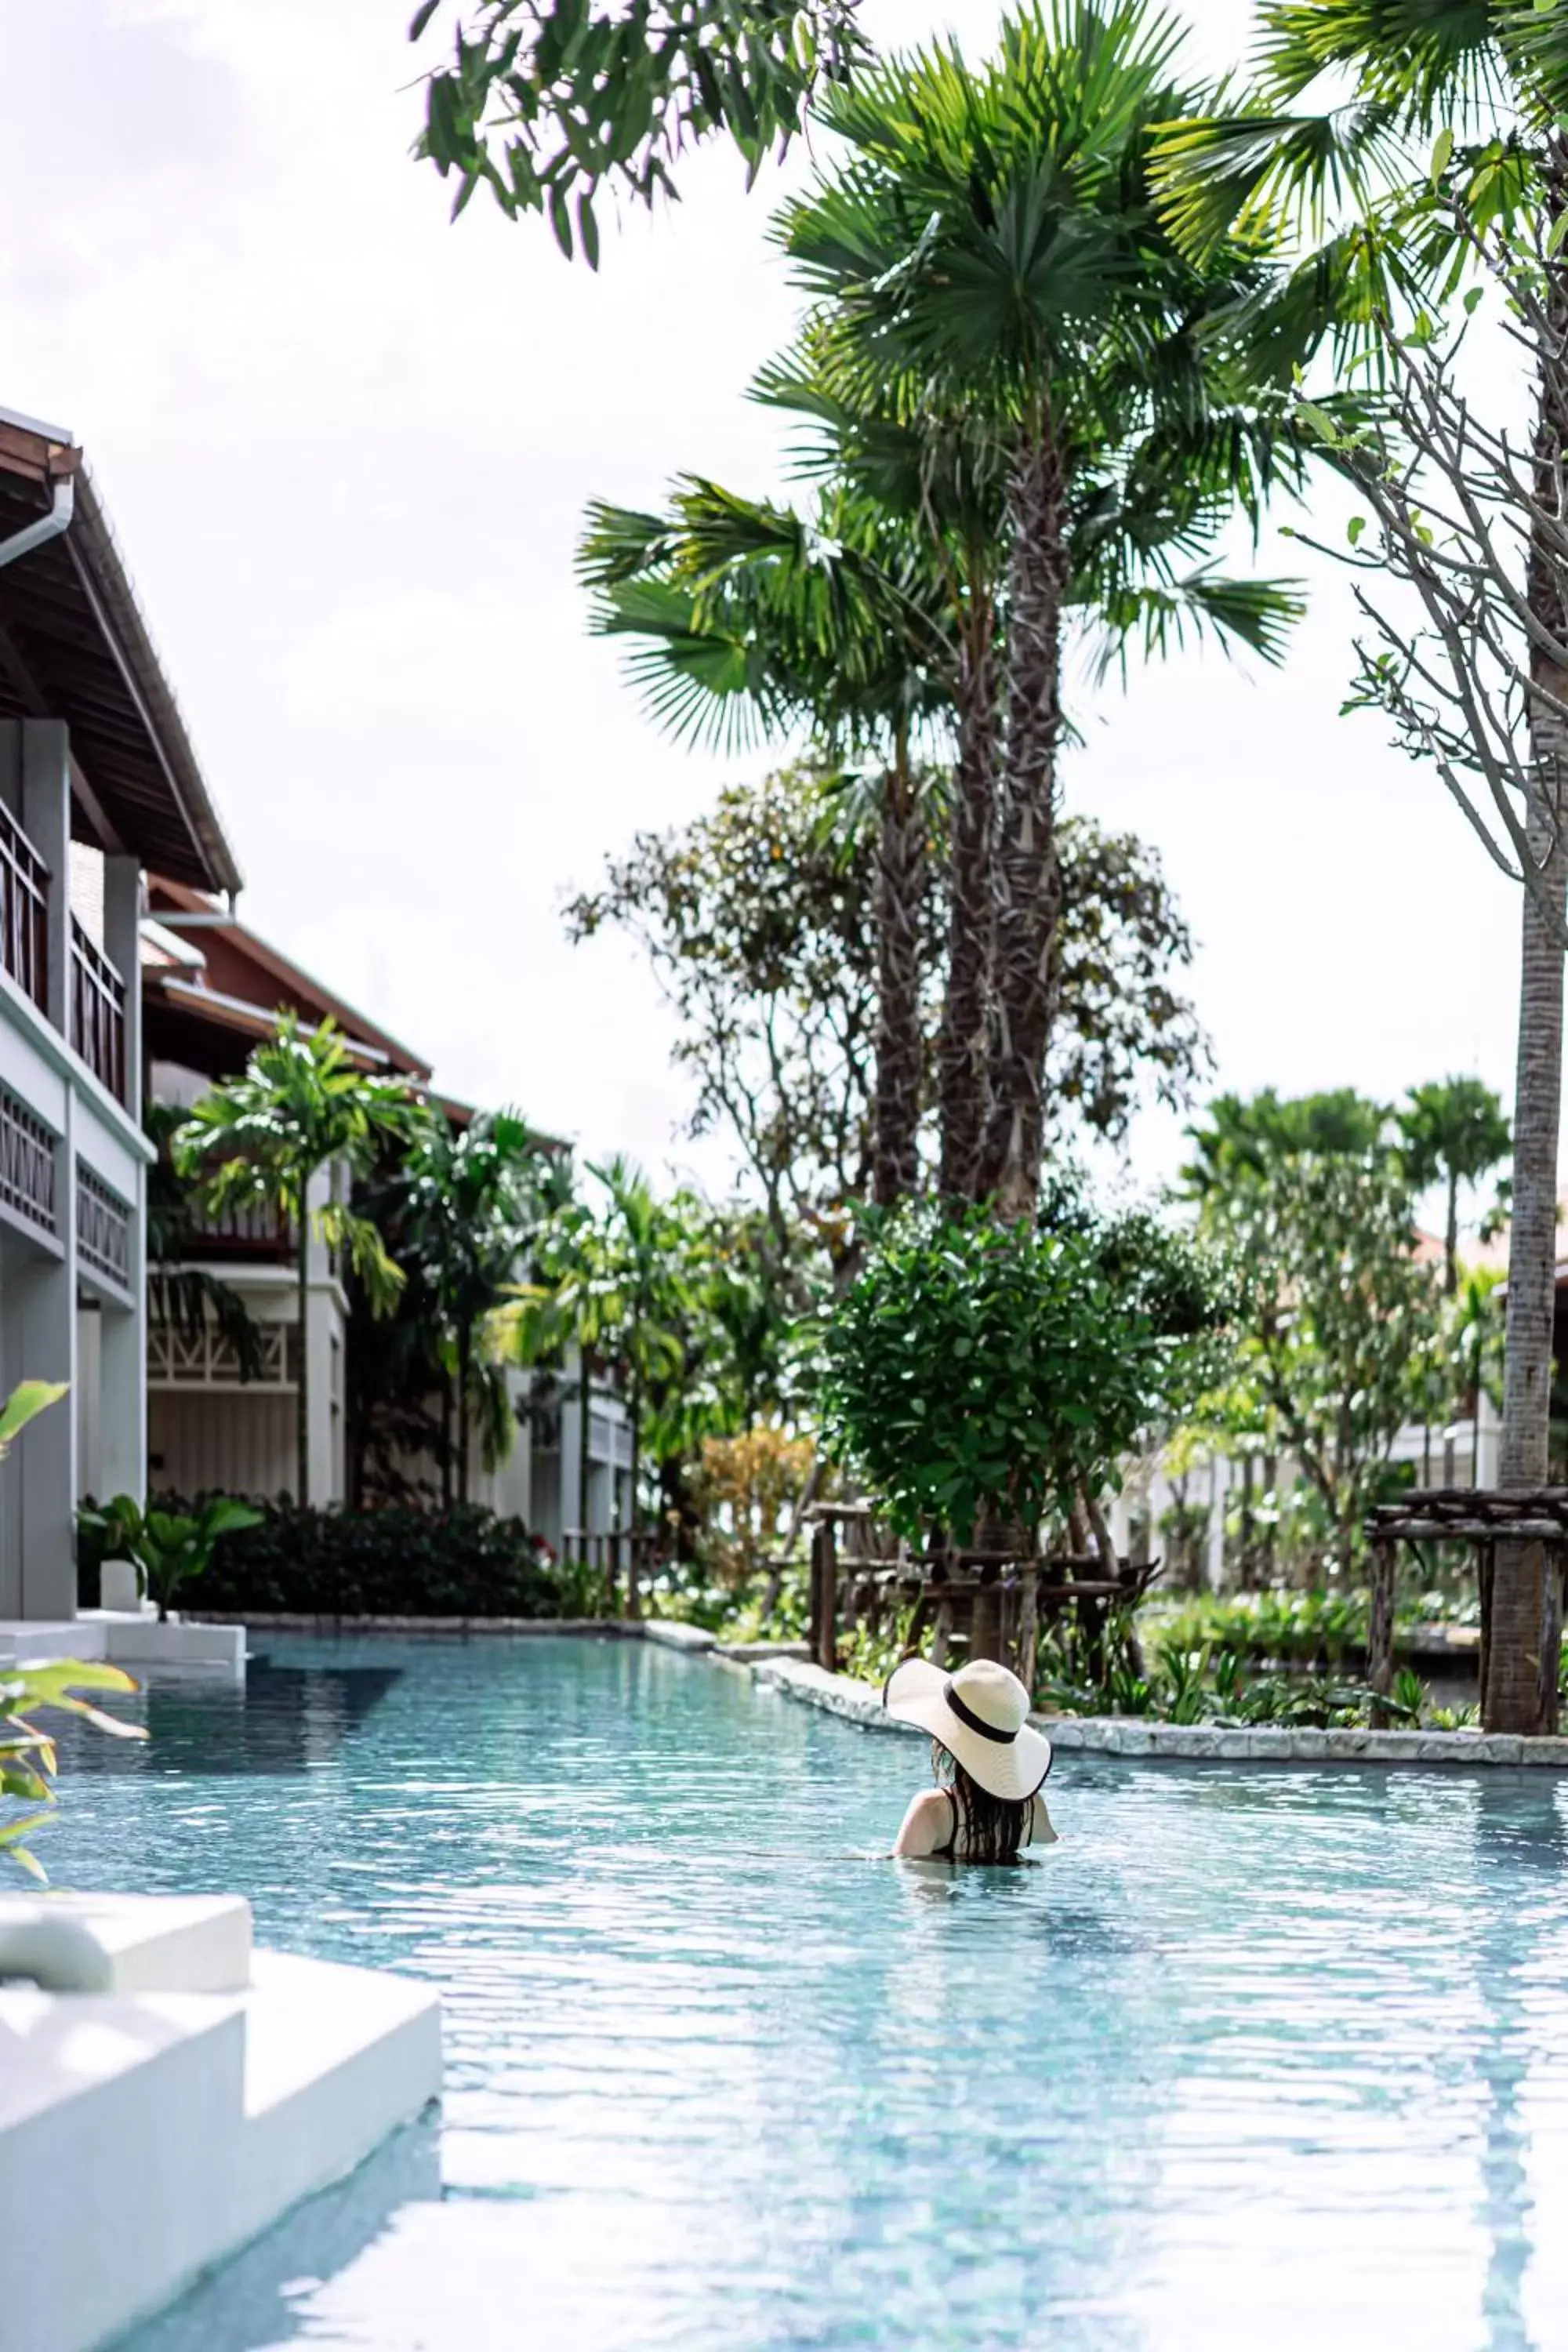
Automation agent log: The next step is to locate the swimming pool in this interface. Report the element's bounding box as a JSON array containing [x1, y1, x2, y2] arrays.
[[39, 1634, 1568, 2352]]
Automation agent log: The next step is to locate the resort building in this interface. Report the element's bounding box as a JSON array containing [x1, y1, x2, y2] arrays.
[[140, 882, 630, 1544], [142, 878, 434, 1509], [0, 405, 241, 1622]]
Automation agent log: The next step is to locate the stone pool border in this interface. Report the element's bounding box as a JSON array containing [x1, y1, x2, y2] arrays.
[[193, 1613, 1568, 1767]]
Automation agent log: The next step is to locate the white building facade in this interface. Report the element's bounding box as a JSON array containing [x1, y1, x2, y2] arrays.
[[0, 406, 241, 1618]]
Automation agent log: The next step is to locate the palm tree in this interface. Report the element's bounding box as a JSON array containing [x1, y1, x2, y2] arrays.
[[509, 1160, 700, 1586], [401, 1110, 549, 1504], [1150, 0, 1568, 1730], [583, 415, 1299, 1213], [775, 1, 1311, 1218], [173, 1015, 417, 1504], [1397, 1079, 1512, 1297], [579, 477, 951, 1208]]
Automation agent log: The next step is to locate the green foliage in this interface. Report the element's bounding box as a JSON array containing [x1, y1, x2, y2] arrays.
[[172, 1014, 418, 1314], [1180, 1086, 1392, 1197], [1, 1657, 146, 1881], [0, 1380, 148, 1881], [174, 1014, 423, 1503], [818, 1190, 1232, 1545], [1034, 1621, 1415, 1728], [1185, 1097, 1444, 1575], [398, 1109, 554, 1498], [112, 1497, 565, 1620], [1396, 1076, 1511, 1290], [144, 1100, 267, 1385], [566, 768, 1210, 1227], [412, 0, 864, 242], [79, 1494, 266, 1621], [0, 1378, 67, 1452]]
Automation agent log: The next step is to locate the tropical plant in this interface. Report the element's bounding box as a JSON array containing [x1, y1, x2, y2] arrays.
[[172, 1015, 419, 1504], [1, 1658, 146, 1881], [144, 1101, 267, 1385], [1147, 0, 1568, 1739], [78, 1494, 265, 1621], [1189, 1122, 1444, 1582], [567, 767, 1208, 1237], [122, 1495, 562, 1621], [690, 1421, 816, 1592], [412, 0, 864, 244], [399, 1109, 551, 1503], [507, 1157, 702, 1552], [579, 477, 956, 1207], [775, 1, 1311, 1217], [1396, 1080, 1512, 1296], [818, 1187, 1232, 1552], [0, 1381, 144, 1882]]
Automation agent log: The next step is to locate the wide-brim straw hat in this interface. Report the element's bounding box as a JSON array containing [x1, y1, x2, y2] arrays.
[[883, 1655, 1052, 1803]]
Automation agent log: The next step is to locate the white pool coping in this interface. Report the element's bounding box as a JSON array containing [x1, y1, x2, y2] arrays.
[[746, 1654, 1568, 1766], [0, 1610, 245, 1675], [0, 1894, 441, 2351]]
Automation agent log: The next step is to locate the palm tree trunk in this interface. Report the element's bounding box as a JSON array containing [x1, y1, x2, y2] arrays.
[[1487, 734, 1568, 1732], [440, 1368, 454, 1509], [938, 598, 999, 1202], [1486, 209, 1568, 1736], [978, 419, 1068, 1220], [871, 738, 926, 1207], [1445, 1169, 1460, 1298], [295, 1171, 310, 1506]]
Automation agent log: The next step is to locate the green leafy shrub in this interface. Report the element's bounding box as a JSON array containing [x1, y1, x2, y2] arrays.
[[79, 1497, 564, 1620], [78, 1494, 265, 1620], [818, 1194, 1232, 1544]]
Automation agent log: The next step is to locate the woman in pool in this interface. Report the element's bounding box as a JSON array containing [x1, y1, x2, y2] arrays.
[[884, 1655, 1058, 1863]]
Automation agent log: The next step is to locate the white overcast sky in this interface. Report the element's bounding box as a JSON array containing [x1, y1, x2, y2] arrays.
[[0, 0, 1536, 1210]]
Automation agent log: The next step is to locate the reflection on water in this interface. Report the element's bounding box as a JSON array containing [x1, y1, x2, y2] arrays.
[[30, 1637, 1568, 2352], [60, 1658, 405, 1778]]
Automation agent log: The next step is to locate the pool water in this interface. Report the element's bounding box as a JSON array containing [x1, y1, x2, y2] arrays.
[[38, 1635, 1568, 2352]]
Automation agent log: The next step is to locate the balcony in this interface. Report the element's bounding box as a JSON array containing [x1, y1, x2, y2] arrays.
[[183, 1196, 294, 1264], [0, 793, 132, 1108], [0, 800, 48, 1014], [71, 915, 126, 1102]]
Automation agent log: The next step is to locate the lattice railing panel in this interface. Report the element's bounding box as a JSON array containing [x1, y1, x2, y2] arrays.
[[0, 1087, 56, 1237], [77, 1162, 131, 1290]]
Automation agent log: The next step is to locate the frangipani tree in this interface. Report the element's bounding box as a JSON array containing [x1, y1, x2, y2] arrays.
[[174, 1015, 419, 1504], [1149, 0, 1568, 1733]]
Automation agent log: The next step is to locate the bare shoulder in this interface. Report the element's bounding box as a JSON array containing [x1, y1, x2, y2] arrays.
[[1028, 1793, 1060, 1847], [893, 1786, 952, 1859]]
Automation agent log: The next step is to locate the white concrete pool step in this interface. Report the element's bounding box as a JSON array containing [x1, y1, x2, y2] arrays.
[[0, 1896, 441, 2352], [0, 1891, 251, 1994], [0, 1610, 246, 1675]]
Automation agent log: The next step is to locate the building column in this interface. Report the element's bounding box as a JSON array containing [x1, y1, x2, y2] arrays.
[[561, 1348, 585, 1535], [103, 856, 142, 1112], [20, 720, 71, 1038], [1, 1170, 79, 1622], [303, 1165, 342, 1505], [97, 1159, 147, 1506]]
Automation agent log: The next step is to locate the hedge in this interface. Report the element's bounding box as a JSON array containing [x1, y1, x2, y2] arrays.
[[78, 1497, 566, 1619]]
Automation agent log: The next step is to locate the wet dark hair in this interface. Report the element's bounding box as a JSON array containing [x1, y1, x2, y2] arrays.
[[931, 1740, 1032, 1864]]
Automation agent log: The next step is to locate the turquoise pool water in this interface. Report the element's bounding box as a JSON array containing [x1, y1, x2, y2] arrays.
[[39, 1635, 1568, 2352]]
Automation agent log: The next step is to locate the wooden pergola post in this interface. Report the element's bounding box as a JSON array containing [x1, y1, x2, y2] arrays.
[[1367, 1538, 1396, 1727], [808, 1516, 837, 1674]]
